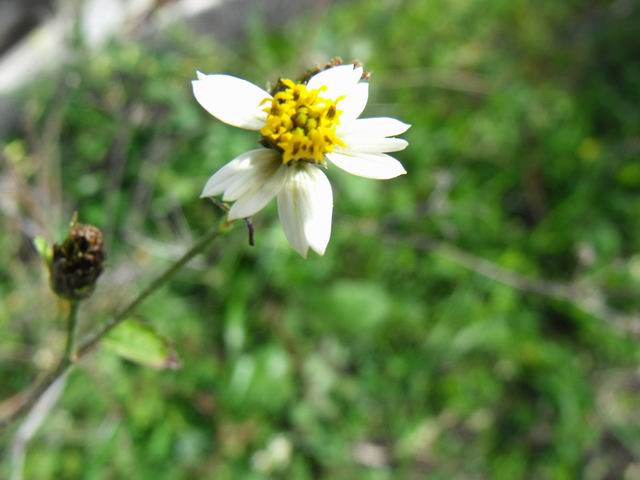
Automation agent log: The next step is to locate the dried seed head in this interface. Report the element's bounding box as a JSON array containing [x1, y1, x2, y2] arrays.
[[51, 222, 105, 300]]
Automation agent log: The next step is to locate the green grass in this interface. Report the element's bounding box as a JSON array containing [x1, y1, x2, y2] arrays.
[[1, 0, 639, 478]]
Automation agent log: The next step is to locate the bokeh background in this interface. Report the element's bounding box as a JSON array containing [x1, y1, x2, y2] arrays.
[[1, 0, 640, 478]]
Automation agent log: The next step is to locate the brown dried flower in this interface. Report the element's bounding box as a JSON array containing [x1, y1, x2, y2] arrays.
[[50, 221, 105, 300]]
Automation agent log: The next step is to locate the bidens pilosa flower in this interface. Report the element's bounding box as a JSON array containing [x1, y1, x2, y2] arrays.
[[193, 61, 410, 257]]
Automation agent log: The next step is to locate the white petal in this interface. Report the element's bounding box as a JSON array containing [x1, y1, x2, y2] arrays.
[[327, 152, 407, 180], [301, 166, 333, 255], [277, 164, 334, 257], [277, 172, 309, 258], [339, 134, 408, 153], [307, 64, 363, 100], [200, 149, 277, 198], [221, 169, 261, 202], [192, 73, 271, 130], [222, 150, 281, 201], [228, 162, 287, 220], [338, 82, 369, 121], [338, 117, 411, 137]]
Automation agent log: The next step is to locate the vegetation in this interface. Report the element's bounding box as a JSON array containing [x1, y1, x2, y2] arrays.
[[1, 0, 639, 478]]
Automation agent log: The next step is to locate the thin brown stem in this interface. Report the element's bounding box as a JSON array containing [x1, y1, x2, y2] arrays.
[[78, 222, 224, 356], [381, 229, 640, 337], [0, 222, 227, 432]]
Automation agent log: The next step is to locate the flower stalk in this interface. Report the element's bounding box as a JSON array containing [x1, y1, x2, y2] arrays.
[[63, 301, 80, 362], [78, 220, 225, 357], [0, 220, 230, 432]]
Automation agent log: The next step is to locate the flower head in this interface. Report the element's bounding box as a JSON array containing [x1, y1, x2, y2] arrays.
[[260, 79, 344, 164], [193, 61, 410, 257], [51, 220, 105, 300]]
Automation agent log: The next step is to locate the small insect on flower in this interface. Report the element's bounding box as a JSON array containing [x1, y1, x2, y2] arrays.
[[193, 60, 410, 257]]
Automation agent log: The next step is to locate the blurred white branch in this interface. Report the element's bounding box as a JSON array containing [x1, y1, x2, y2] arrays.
[[10, 374, 68, 480]]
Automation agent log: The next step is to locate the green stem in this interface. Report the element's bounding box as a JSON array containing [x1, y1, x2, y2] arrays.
[[0, 222, 228, 431], [78, 222, 225, 356], [63, 301, 80, 362]]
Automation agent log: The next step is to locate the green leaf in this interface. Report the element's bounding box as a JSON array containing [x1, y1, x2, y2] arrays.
[[33, 236, 53, 266], [102, 320, 181, 370]]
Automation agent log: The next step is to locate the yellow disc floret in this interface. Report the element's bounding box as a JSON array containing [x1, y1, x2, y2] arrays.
[[260, 79, 345, 165]]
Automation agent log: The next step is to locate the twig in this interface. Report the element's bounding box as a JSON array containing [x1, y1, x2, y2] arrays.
[[351, 222, 640, 338], [415, 236, 640, 337], [9, 375, 68, 480], [0, 222, 227, 432], [78, 223, 224, 356]]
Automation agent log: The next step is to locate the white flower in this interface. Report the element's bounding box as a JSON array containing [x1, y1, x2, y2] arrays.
[[193, 63, 410, 257]]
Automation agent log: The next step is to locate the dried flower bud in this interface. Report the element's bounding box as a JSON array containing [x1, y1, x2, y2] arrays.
[[51, 222, 105, 300]]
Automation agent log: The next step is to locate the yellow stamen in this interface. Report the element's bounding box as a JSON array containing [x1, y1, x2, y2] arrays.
[[260, 79, 344, 165]]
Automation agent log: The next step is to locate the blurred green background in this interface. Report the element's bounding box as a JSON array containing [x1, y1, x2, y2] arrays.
[[1, 0, 640, 478]]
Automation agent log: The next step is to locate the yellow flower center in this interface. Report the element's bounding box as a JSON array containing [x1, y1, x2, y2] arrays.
[[260, 79, 345, 165]]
